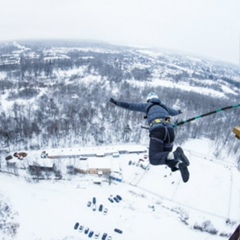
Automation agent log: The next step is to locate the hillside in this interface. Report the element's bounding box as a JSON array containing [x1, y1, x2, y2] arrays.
[[0, 40, 240, 166], [0, 40, 240, 240]]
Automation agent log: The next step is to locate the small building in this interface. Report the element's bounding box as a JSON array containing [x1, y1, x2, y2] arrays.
[[109, 171, 123, 182], [112, 152, 120, 158], [28, 158, 55, 171], [88, 158, 111, 175]]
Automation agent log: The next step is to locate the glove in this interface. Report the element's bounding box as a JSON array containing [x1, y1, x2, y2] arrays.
[[178, 110, 183, 114], [109, 98, 117, 105]]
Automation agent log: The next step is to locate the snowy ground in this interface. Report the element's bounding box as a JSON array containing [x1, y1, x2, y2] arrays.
[[0, 138, 239, 240]]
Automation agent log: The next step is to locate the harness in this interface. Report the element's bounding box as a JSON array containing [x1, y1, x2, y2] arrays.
[[149, 118, 171, 127]]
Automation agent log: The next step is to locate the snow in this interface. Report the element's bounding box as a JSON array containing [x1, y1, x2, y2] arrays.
[[0, 72, 7, 79], [125, 78, 227, 98], [0, 139, 239, 240]]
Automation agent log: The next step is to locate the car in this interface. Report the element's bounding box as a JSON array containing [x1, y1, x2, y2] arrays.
[[88, 231, 94, 238], [94, 232, 100, 239], [113, 197, 119, 203], [114, 228, 123, 234], [87, 201, 91, 207], [74, 222, 79, 230], [102, 233, 107, 240], [93, 197, 96, 204], [116, 195, 122, 201], [84, 227, 89, 234], [103, 208, 108, 215], [79, 225, 84, 232], [99, 204, 103, 212], [108, 197, 114, 203], [92, 204, 96, 211], [107, 236, 112, 240]]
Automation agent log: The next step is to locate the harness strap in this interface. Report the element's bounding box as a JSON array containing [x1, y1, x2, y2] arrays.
[[149, 118, 171, 127]]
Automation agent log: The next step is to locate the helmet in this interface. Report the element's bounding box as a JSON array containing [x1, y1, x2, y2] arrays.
[[146, 92, 158, 102]]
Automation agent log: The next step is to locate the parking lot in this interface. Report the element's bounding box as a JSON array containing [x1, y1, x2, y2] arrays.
[[73, 192, 124, 240]]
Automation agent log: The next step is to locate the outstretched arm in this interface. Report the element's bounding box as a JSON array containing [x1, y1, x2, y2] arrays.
[[109, 98, 147, 113], [167, 106, 182, 116]]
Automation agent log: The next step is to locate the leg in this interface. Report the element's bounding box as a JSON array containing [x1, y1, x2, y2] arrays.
[[149, 137, 169, 166], [163, 126, 178, 170], [149, 126, 170, 166], [163, 126, 175, 152], [164, 126, 190, 182]]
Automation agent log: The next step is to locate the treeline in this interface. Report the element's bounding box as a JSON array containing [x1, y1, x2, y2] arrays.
[[0, 77, 239, 151]]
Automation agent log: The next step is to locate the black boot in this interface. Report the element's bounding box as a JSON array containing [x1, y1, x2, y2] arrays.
[[173, 147, 190, 166], [165, 159, 178, 172], [166, 159, 190, 182], [178, 162, 190, 183]]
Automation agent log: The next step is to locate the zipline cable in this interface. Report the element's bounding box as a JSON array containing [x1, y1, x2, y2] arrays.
[[173, 104, 240, 128], [141, 104, 240, 130]]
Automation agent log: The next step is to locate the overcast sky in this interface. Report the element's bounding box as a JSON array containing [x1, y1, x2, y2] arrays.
[[1, 0, 240, 65]]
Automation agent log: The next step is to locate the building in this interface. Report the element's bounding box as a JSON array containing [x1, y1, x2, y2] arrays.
[[87, 158, 112, 175]]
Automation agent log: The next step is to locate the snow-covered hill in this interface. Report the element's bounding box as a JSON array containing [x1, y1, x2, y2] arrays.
[[0, 40, 240, 239], [0, 40, 239, 162], [0, 139, 239, 240]]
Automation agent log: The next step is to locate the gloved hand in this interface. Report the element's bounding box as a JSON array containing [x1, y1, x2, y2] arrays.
[[178, 110, 183, 114], [109, 98, 117, 105]]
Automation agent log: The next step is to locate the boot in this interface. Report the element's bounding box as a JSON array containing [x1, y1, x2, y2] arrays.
[[165, 161, 178, 172], [177, 162, 190, 183], [166, 159, 190, 182], [166, 151, 190, 183], [173, 147, 190, 166]]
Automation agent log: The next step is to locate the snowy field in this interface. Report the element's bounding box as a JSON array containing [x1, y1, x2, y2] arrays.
[[0, 138, 239, 240]]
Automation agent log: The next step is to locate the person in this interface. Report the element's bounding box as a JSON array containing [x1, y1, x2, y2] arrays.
[[109, 92, 190, 182]]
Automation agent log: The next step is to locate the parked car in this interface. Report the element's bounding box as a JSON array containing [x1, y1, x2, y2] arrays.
[[74, 222, 79, 230], [114, 228, 123, 234], [107, 236, 112, 240], [113, 197, 119, 203], [103, 208, 108, 215], [5, 155, 13, 161], [99, 204, 103, 212], [102, 233, 107, 240], [84, 227, 89, 234], [116, 195, 122, 201], [108, 197, 114, 203], [92, 204, 96, 211], [87, 201, 91, 207], [88, 231, 94, 238], [79, 225, 84, 232], [94, 232, 100, 239], [93, 197, 96, 204]]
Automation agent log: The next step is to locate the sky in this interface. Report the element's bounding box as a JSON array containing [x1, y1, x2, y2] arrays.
[[0, 0, 240, 65]]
